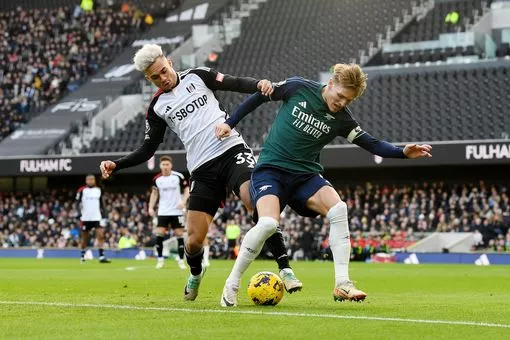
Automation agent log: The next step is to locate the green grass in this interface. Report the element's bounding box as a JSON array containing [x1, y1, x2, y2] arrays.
[[0, 259, 509, 339]]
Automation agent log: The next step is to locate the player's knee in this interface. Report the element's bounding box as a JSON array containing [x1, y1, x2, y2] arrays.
[[327, 201, 348, 224], [256, 217, 279, 237], [238, 182, 254, 211], [155, 227, 167, 237], [186, 234, 203, 253]]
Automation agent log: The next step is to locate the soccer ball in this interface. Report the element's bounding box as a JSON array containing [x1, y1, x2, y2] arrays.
[[247, 271, 284, 306]]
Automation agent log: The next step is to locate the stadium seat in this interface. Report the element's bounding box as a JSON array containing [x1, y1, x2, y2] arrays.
[[0, 3, 157, 143], [393, 0, 490, 43]]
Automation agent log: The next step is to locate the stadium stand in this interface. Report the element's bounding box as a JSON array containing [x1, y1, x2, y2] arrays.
[[394, 0, 489, 43], [339, 61, 510, 143], [0, 0, 181, 15], [85, 114, 185, 152], [370, 0, 498, 65], [0, 3, 158, 143], [94, 60, 510, 151], [215, 0, 419, 148], [1, 181, 508, 256], [375, 45, 483, 66], [79, 0, 418, 151]]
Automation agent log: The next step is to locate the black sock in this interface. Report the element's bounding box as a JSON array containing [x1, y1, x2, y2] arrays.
[[81, 250, 86, 258], [177, 237, 185, 260], [185, 248, 204, 276], [156, 235, 164, 258], [99, 248, 104, 258], [265, 230, 291, 270]]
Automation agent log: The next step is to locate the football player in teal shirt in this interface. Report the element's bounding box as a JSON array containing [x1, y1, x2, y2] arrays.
[[216, 63, 432, 306]]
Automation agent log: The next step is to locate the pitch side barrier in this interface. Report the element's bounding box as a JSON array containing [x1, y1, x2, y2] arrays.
[[0, 248, 152, 259], [2, 248, 510, 265], [396, 252, 510, 265], [0, 139, 509, 176]]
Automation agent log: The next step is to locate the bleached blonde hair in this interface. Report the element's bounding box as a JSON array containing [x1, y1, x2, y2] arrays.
[[332, 63, 368, 99], [133, 44, 164, 72]]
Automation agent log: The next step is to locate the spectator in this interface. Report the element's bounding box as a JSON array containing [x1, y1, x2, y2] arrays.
[[225, 220, 241, 259], [118, 229, 137, 249], [0, 5, 147, 142], [0, 182, 509, 258]]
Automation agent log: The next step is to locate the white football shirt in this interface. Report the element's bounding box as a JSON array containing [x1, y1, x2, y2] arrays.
[[76, 186, 102, 221], [153, 171, 187, 216], [144, 67, 259, 173]]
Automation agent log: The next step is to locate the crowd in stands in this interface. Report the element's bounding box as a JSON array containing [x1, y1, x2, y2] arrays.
[[0, 3, 153, 141], [1, 181, 509, 258]]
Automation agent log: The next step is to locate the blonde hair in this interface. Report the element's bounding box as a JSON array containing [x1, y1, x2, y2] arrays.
[[133, 44, 164, 71], [332, 63, 368, 99]]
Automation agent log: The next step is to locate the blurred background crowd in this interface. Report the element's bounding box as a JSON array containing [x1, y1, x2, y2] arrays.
[[0, 2, 157, 141], [1, 181, 509, 259]]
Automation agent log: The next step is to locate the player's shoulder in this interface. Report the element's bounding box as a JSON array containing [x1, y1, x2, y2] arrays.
[[276, 76, 320, 93], [342, 106, 357, 121], [151, 88, 165, 100], [180, 67, 213, 80], [171, 171, 185, 179], [147, 89, 165, 116], [77, 185, 87, 193], [152, 173, 162, 182], [181, 67, 226, 87]]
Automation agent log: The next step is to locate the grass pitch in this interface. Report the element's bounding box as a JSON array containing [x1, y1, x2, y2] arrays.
[[1, 259, 509, 339]]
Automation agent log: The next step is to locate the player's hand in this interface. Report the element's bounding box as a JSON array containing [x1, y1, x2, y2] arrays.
[[100, 160, 116, 179], [148, 207, 155, 217], [403, 144, 432, 159], [257, 79, 274, 96], [177, 202, 184, 210], [215, 123, 232, 140]]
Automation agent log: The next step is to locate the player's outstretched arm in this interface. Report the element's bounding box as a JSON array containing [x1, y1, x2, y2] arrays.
[[192, 67, 273, 95], [215, 92, 270, 140], [100, 101, 167, 179], [402, 144, 433, 158], [352, 132, 432, 159], [100, 142, 160, 179]]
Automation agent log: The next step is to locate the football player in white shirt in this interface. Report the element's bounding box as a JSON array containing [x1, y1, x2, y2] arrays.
[[76, 174, 110, 263], [99, 44, 302, 301], [149, 155, 189, 269]]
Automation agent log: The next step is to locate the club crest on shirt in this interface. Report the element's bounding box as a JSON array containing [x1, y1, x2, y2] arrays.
[[186, 83, 196, 93]]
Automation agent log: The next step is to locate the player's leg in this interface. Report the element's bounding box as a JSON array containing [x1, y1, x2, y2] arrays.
[[172, 217, 186, 270], [202, 235, 210, 267], [183, 178, 222, 301], [305, 184, 366, 302], [240, 180, 291, 269], [221, 195, 280, 306], [94, 224, 111, 263], [234, 154, 301, 292], [155, 217, 169, 268], [264, 228, 302, 293], [226, 238, 236, 259], [183, 209, 213, 300], [249, 179, 303, 292], [221, 167, 282, 307], [80, 223, 90, 263]]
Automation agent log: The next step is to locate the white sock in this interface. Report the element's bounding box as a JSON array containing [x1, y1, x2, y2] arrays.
[[158, 257, 164, 261], [227, 217, 279, 285], [327, 201, 350, 285], [203, 245, 210, 262]]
